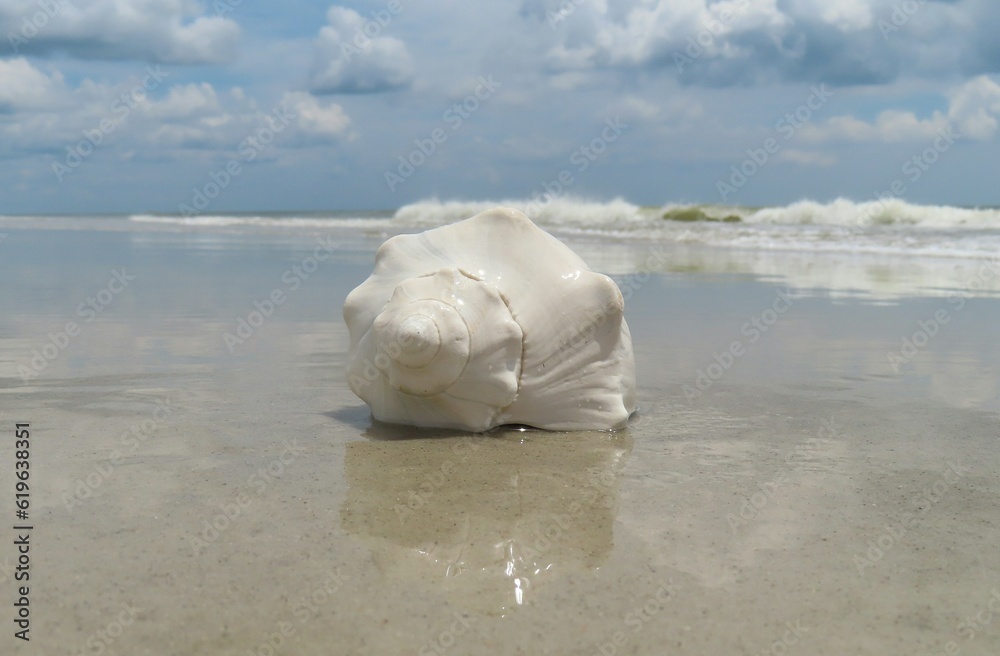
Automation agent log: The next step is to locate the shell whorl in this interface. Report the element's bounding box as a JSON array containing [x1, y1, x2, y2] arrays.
[[373, 297, 470, 396], [356, 267, 524, 428], [394, 314, 442, 368]]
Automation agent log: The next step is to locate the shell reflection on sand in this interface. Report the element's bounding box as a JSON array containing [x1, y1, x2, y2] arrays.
[[341, 426, 632, 614]]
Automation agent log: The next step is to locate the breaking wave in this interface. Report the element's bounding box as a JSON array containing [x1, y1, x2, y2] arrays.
[[119, 197, 1000, 261]]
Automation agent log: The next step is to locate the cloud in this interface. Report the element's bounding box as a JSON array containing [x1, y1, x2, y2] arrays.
[[801, 110, 948, 144], [521, 0, 1000, 87], [0, 57, 66, 111], [0, 59, 353, 159], [310, 5, 414, 94], [145, 83, 223, 121], [801, 76, 1000, 143], [0, 58, 147, 154], [138, 88, 355, 148], [282, 91, 354, 140], [816, 0, 874, 32], [1, 0, 240, 64], [947, 75, 1000, 140]]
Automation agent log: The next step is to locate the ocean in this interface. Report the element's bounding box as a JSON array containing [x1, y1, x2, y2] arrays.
[[2, 197, 997, 257], [2, 196, 1000, 653], [4, 197, 999, 302]]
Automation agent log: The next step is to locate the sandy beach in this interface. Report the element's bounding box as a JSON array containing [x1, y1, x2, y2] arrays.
[[1, 220, 999, 656]]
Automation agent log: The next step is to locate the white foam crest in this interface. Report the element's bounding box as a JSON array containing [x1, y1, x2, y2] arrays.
[[398, 197, 1000, 231], [744, 198, 1000, 228], [393, 197, 645, 227], [63, 199, 1000, 264]]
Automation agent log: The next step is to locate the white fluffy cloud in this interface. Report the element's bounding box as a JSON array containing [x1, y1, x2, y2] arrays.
[[310, 5, 414, 94], [137, 88, 355, 148], [0, 0, 239, 64], [282, 91, 354, 138], [801, 110, 948, 144], [801, 76, 1000, 143], [947, 75, 1000, 140], [0, 57, 66, 110], [0, 59, 353, 159], [145, 83, 223, 121]]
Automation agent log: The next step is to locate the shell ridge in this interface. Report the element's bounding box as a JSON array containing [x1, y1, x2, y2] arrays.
[[488, 285, 526, 426]]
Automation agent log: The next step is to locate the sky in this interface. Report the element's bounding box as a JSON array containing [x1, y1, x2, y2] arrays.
[[1, 0, 999, 214]]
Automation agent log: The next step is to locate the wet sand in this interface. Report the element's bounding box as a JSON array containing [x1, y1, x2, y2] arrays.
[[1, 225, 999, 655]]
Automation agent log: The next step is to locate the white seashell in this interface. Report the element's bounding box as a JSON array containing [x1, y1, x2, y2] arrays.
[[343, 207, 637, 431]]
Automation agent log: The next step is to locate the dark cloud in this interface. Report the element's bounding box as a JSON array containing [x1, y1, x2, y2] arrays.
[[522, 0, 1000, 87]]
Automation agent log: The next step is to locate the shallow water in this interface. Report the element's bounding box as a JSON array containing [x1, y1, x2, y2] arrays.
[[0, 225, 998, 655]]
